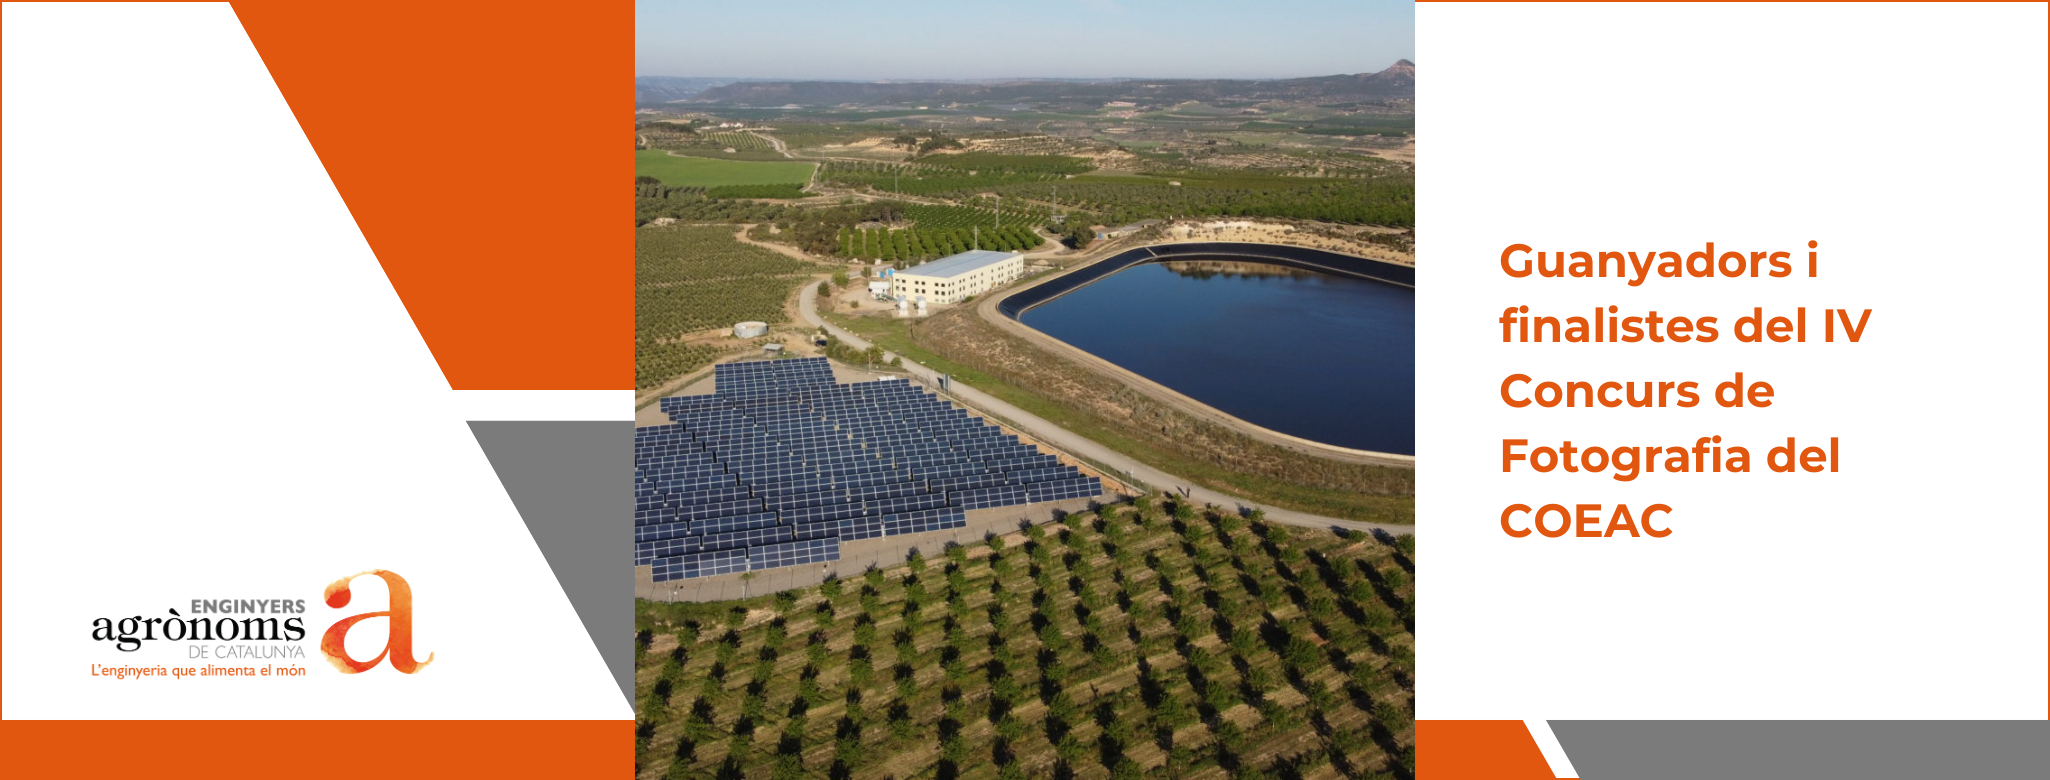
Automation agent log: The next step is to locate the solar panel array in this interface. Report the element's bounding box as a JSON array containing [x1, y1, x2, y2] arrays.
[[709, 359, 836, 400], [636, 357, 1101, 581]]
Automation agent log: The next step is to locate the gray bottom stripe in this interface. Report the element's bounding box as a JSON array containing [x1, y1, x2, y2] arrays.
[[470, 420, 632, 706], [1552, 720, 2050, 780]]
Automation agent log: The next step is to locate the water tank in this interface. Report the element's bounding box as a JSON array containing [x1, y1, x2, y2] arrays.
[[733, 321, 768, 338]]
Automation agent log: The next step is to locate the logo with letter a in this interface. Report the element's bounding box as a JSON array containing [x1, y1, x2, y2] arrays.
[[321, 569, 434, 674]]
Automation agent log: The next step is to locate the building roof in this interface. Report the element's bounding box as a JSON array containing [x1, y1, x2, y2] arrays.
[[900, 250, 1020, 279]]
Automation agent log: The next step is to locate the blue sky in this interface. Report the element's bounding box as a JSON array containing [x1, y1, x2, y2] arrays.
[[635, 0, 1414, 80]]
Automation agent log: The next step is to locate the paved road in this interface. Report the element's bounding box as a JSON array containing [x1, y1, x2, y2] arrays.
[[796, 283, 1414, 538]]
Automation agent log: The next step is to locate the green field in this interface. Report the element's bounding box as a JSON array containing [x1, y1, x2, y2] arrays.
[[634, 151, 815, 188], [634, 499, 1416, 780]]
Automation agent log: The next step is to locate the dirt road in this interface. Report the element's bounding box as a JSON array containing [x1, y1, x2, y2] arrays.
[[730, 224, 821, 263], [633, 227, 832, 409], [745, 129, 793, 158], [795, 283, 1413, 537]]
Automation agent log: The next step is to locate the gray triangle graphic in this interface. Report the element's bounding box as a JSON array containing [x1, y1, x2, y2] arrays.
[[468, 420, 631, 706]]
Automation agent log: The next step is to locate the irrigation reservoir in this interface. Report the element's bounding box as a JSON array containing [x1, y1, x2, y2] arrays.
[[1005, 243, 1414, 455]]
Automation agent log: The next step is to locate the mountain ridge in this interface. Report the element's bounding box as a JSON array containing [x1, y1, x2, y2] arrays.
[[681, 61, 1416, 106]]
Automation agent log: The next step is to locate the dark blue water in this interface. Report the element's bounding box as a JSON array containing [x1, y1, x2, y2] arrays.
[[1020, 260, 1413, 454]]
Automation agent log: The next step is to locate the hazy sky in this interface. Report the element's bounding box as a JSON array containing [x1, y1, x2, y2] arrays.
[[635, 0, 1414, 80]]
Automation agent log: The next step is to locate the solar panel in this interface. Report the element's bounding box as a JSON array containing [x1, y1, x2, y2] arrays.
[[884, 508, 967, 537], [712, 357, 837, 399], [677, 498, 768, 522], [839, 470, 911, 490], [636, 537, 690, 565], [639, 366, 1087, 578], [654, 484, 754, 505], [951, 484, 1030, 510], [773, 488, 848, 511], [922, 461, 994, 480], [650, 558, 686, 582], [757, 476, 832, 496], [838, 515, 887, 541], [792, 520, 840, 540], [650, 547, 750, 582], [747, 537, 841, 570], [635, 520, 693, 543], [930, 472, 1003, 492], [1005, 466, 1076, 486], [693, 525, 795, 553], [1025, 476, 1103, 503], [678, 548, 751, 580], [690, 511, 782, 535], [780, 501, 866, 525]]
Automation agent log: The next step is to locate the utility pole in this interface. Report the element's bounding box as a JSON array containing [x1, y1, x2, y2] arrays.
[[973, 226, 980, 251]]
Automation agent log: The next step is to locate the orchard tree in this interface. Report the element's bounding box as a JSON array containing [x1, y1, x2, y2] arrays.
[[1067, 223, 1095, 250]]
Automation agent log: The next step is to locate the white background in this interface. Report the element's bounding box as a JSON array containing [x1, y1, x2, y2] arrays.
[[3, 3, 628, 718], [1418, 2, 2049, 720]]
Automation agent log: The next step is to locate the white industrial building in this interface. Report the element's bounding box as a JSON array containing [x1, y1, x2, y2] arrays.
[[892, 250, 1024, 305]]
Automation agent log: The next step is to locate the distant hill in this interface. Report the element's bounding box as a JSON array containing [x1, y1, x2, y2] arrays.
[[634, 77, 740, 105], [686, 61, 1416, 106]]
